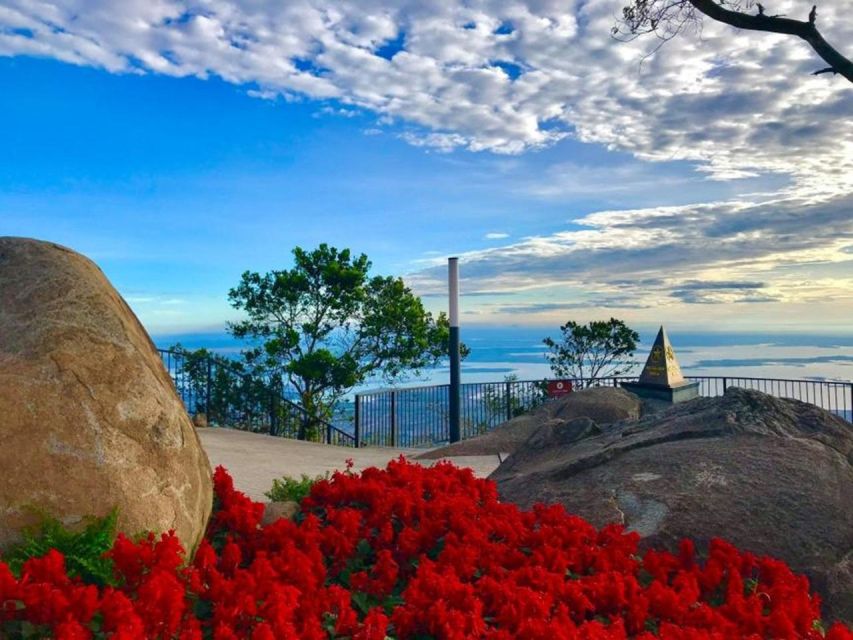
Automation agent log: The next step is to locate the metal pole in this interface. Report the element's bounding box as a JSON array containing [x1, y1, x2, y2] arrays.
[[449, 257, 461, 443], [505, 380, 513, 422], [354, 395, 361, 448], [849, 383, 853, 424], [390, 390, 398, 447], [205, 356, 212, 420]]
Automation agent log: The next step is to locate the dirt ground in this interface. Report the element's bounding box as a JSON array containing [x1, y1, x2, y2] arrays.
[[197, 427, 502, 501]]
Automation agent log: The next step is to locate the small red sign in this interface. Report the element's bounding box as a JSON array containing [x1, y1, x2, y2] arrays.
[[546, 380, 573, 398]]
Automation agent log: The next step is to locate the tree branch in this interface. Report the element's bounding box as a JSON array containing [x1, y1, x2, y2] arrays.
[[687, 0, 853, 82]]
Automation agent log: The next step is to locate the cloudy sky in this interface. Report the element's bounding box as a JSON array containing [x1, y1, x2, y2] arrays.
[[1, 0, 851, 334]]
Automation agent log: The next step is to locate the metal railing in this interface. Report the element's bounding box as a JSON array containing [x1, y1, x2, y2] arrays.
[[354, 375, 853, 448], [159, 349, 356, 447], [160, 345, 853, 449]]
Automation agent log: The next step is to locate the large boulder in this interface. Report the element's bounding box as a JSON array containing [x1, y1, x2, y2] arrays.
[[492, 387, 853, 623], [0, 238, 212, 553], [418, 386, 642, 459]]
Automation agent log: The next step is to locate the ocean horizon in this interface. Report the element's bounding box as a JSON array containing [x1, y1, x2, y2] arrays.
[[153, 326, 853, 389]]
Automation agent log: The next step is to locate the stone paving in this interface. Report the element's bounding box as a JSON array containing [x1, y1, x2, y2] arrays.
[[197, 427, 502, 501]]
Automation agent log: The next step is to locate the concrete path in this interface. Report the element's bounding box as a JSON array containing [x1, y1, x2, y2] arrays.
[[197, 427, 502, 501]]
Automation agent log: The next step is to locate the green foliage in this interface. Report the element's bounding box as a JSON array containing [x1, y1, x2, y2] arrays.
[[265, 473, 327, 503], [475, 375, 548, 434], [169, 344, 286, 433], [3, 509, 118, 586], [227, 244, 465, 439], [543, 318, 639, 386]]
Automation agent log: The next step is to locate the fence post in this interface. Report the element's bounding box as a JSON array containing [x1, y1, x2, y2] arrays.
[[205, 356, 212, 421], [505, 381, 513, 422], [326, 422, 332, 445], [390, 390, 397, 447], [849, 383, 853, 424], [268, 388, 276, 437], [722, 377, 728, 395], [354, 395, 361, 448]]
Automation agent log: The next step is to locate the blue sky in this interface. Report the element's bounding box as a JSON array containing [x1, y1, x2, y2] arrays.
[[1, 1, 851, 334]]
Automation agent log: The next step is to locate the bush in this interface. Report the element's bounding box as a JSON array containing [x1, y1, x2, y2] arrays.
[[264, 472, 327, 503], [1, 509, 117, 587]]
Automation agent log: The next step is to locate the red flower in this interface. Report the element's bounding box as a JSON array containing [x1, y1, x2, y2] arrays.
[[0, 460, 848, 639]]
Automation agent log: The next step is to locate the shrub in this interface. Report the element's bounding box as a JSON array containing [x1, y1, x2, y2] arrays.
[[264, 472, 328, 503], [1, 509, 117, 587]]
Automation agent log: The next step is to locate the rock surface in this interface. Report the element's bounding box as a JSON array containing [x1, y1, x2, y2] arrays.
[[492, 387, 853, 623], [261, 501, 300, 526], [418, 386, 642, 459], [0, 238, 213, 553]]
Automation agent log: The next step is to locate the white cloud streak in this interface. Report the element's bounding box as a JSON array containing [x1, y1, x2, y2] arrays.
[[406, 192, 853, 311]]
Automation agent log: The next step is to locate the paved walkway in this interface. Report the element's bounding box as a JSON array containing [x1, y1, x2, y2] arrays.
[[197, 427, 502, 501]]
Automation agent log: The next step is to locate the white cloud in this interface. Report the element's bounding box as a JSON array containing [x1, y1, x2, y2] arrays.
[[485, 231, 509, 239], [1, 0, 850, 193], [406, 192, 853, 311], [3, 0, 851, 324]]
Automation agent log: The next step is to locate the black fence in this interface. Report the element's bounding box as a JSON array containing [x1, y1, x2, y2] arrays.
[[159, 349, 356, 447], [160, 347, 852, 449], [353, 375, 853, 448]]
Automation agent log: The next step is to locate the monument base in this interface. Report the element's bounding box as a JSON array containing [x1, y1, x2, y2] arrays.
[[621, 380, 700, 404]]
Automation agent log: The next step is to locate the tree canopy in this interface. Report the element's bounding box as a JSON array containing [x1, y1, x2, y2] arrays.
[[228, 244, 460, 438], [543, 318, 640, 385], [615, 0, 853, 83]]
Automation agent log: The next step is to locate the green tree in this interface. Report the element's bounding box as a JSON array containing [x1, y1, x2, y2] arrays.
[[543, 318, 639, 387], [168, 344, 275, 431], [478, 374, 548, 433], [228, 244, 459, 439]]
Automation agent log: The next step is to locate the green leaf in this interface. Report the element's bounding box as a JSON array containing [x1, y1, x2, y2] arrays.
[[264, 473, 327, 503], [351, 591, 372, 615], [3, 508, 119, 587]]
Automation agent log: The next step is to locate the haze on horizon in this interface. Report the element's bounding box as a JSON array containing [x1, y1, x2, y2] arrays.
[[1, 0, 851, 335]]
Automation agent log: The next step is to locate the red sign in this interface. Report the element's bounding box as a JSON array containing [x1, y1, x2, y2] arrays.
[[546, 380, 573, 398]]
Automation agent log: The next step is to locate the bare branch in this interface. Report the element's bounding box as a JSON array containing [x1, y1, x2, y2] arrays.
[[686, 0, 853, 82], [617, 0, 853, 83]]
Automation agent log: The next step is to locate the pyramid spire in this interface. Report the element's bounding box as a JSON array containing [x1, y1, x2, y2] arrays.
[[638, 326, 685, 387]]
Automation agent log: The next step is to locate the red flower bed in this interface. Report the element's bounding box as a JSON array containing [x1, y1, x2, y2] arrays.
[[1, 458, 850, 639]]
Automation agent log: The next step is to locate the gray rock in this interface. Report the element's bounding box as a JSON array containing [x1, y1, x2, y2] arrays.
[[261, 501, 300, 526], [491, 387, 853, 624], [418, 386, 642, 459]]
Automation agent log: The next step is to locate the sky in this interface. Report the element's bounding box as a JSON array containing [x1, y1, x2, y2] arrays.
[[1, 0, 851, 335]]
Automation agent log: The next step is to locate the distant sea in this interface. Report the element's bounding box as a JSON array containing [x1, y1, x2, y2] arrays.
[[153, 326, 853, 388]]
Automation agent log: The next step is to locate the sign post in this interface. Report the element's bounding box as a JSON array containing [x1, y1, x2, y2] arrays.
[[546, 380, 574, 399], [448, 257, 461, 443]]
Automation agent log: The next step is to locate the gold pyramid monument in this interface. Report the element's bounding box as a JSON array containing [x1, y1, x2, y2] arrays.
[[622, 326, 699, 404], [638, 326, 684, 386]]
